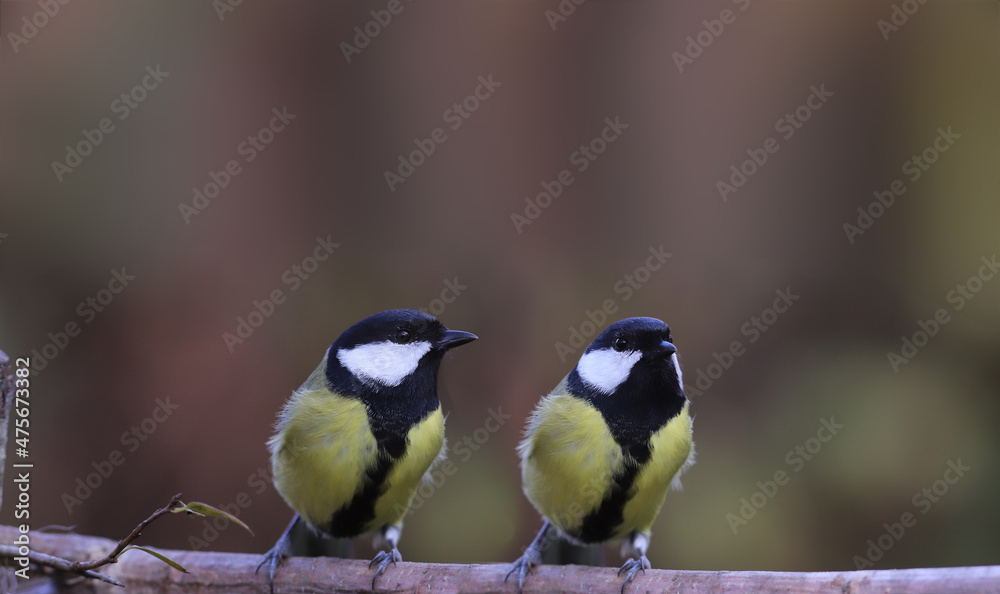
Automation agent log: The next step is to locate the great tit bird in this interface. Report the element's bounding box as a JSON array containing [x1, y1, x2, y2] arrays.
[[507, 317, 694, 593], [257, 309, 476, 591]]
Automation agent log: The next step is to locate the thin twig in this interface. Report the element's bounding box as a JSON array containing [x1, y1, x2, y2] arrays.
[[71, 492, 185, 572], [0, 545, 124, 587], [35, 525, 78, 533]]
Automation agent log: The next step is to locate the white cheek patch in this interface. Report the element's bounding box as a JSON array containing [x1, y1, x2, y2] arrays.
[[337, 341, 433, 387], [577, 348, 642, 394], [671, 353, 683, 391]]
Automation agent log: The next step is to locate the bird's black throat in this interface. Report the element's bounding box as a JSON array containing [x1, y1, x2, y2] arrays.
[[567, 358, 686, 457]]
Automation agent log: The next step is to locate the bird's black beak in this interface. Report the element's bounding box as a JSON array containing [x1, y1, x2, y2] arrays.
[[652, 340, 677, 356], [439, 329, 477, 350]]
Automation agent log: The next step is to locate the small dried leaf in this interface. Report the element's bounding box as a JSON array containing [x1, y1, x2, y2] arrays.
[[173, 501, 254, 536], [123, 546, 189, 573]]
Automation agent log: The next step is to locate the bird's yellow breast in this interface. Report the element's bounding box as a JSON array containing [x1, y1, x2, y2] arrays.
[[269, 364, 445, 533], [520, 392, 622, 534], [520, 387, 691, 540]]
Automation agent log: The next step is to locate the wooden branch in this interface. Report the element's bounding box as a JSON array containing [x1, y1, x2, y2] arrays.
[[0, 493, 187, 587], [0, 544, 124, 586], [0, 494, 229, 587], [2, 526, 998, 593], [0, 350, 13, 513]]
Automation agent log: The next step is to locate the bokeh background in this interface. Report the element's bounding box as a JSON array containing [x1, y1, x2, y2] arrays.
[[1, 0, 998, 575]]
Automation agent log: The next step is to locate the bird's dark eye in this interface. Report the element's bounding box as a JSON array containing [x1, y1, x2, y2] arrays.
[[394, 329, 413, 344], [613, 336, 628, 352]]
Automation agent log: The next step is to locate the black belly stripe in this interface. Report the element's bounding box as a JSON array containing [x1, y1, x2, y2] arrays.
[[575, 443, 649, 543], [324, 410, 424, 538], [326, 447, 397, 538]]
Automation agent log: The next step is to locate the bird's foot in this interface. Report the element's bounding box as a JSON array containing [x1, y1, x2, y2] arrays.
[[256, 515, 298, 594], [256, 542, 289, 594], [617, 554, 651, 594], [369, 547, 402, 590], [505, 547, 541, 594]]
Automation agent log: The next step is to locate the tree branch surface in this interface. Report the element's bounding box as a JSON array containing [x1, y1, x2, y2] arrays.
[[2, 526, 998, 593]]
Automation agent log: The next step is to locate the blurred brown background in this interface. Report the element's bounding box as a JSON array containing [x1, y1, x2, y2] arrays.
[[1, 0, 998, 573]]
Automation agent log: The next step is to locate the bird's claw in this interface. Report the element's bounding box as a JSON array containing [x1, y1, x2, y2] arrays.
[[617, 555, 651, 594], [256, 546, 287, 594], [505, 550, 540, 594], [369, 547, 402, 590]]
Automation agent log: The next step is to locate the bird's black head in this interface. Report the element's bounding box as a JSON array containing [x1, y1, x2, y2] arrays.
[[567, 316, 686, 453], [325, 309, 477, 396], [570, 316, 684, 402]]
